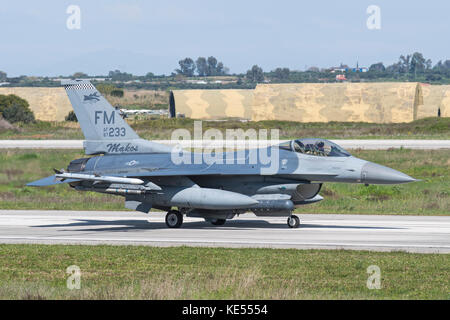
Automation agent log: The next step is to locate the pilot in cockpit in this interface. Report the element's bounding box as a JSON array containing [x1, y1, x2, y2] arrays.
[[315, 141, 325, 156]]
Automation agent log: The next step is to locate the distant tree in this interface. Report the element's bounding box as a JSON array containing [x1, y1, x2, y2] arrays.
[[433, 60, 443, 71], [145, 72, 155, 79], [425, 73, 442, 81], [369, 62, 385, 72], [2, 104, 34, 123], [443, 60, 450, 70], [72, 72, 88, 79], [204, 56, 228, 76], [216, 62, 225, 75], [108, 70, 133, 81], [110, 89, 124, 98], [410, 52, 427, 76], [367, 64, 377, 73], [273, 67, 290, 80], [0, 71, 7, 82], [307, 66, 320, 72], [399, 54, 411, 73], [433, 60, 450, 72], [246, 65, 264, 82], [196, 57, 208, 76], [222, 66, 230, 75], [386, 61, 402, 74], [207, 56, 218, 76], [0, 94, 35, 123], [65, 110, 78, 122], [176, 58, 196, 77]]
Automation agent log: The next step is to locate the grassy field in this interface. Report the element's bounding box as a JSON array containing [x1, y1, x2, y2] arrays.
[[0, 244, 448, 299], [0, 149, 448, 215], [1, 117, 449, 140]]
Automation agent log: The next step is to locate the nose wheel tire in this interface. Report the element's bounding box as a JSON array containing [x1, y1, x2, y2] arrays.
[[210, 219, 226, 226], [165, 210, 183, 228], [287, 215, 300, 228]]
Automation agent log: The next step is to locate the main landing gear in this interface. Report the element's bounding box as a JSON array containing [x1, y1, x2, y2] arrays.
[[287, 215, 300, 228], [165, 210, 183, 228], [165, 210, 299, 229]]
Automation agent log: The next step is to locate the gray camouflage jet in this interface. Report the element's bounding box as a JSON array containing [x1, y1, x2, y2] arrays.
[[28, 80, 416, 228]]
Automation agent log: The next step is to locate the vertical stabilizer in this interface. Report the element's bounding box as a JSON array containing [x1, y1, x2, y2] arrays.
[[62, 79, 138, 141], [61, 80, 171, 155]]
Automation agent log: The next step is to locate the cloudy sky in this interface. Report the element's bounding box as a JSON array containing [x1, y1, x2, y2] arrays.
[[0, 0, 449, 76]]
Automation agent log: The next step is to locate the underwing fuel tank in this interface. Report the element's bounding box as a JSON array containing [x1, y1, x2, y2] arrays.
[[153, 187, 259, 210], [251, 199, 294, 217]]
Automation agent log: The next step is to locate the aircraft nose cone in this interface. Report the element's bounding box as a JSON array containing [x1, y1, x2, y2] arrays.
[[361, 162, 416, 184]]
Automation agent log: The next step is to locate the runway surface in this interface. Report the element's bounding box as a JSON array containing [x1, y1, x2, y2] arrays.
[[1, 139, 450, 150], [0, 210, 449, 253]]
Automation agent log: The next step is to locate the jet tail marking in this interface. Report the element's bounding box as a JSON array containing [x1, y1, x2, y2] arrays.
[[61, 79, 139, 142], [61, 80, 171, 155]]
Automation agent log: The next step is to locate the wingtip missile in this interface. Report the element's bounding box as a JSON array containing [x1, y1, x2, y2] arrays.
[[54, 173, 146, 185]]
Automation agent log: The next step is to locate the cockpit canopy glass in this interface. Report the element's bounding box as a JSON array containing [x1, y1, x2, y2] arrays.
[[278, 139, 351, 157]]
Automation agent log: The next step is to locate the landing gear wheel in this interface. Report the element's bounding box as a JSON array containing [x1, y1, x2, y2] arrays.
[[165, 210, 183, 228], [210, 219, 226, 226], [287, 215, 300, 228]]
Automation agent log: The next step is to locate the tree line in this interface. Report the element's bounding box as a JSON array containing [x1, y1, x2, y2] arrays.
[[2, 52, 450, 87], [365, 53, 450, 81], [176, 56, 229, 77]]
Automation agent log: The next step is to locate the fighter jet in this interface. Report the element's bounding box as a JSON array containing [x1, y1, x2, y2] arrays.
[[27, 80, 416, 228]]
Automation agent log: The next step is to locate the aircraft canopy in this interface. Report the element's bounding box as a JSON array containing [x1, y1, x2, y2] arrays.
[[278, 139, 351, 157]]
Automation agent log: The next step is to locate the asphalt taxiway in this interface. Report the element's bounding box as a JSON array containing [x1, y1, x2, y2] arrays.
[[0, 210, 448, 253]]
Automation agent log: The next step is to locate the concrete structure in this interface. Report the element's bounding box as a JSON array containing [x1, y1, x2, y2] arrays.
[[1, 83, 449, 122], [172, 89, 254, 120], [0, 87, 72, 121], [419, 84, 450, 118], [172, 83, 450, 123], [252, 83, 422, 122]]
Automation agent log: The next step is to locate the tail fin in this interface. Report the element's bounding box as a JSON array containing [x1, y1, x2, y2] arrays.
[[62, 79, 138, 141], [62, 80, 171, 155]]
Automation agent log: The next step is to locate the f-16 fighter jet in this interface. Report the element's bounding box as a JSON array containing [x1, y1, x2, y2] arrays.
[[28, 80, 416, 228]]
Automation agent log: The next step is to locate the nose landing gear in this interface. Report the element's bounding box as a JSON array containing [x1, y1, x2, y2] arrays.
[[287, 215, 300, 228], [165, 210, 183, 228]]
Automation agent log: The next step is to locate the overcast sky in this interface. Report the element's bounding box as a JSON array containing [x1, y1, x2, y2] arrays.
[[1, 0, 449, 76]]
